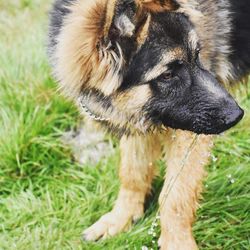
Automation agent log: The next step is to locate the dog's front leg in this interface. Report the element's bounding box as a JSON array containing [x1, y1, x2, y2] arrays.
[[158, 130, 213, 250], [83, 133, 161, 241]]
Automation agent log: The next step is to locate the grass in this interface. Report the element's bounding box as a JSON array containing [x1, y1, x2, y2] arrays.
[[0, 1, 249, 249]]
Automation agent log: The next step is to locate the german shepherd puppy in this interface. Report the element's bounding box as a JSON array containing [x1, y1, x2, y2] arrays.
[[48, 0, 250, 248]]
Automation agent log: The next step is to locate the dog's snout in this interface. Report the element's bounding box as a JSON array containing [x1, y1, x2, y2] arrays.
[[224, 106, 244, 128]]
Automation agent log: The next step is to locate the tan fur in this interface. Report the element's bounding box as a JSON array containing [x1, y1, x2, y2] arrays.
[[137, 0, 179, 12], [188, 29, 199, 51], [83, 133, 162, 240], [78, 84, 153, 133], [119, 133, 162, 192], [103, 0, 117, 37], [159, 130, 213, 249], [54, 0, 107, 98], [144, 48, 183, 82], [137, 14, 151, 47], [83, 188, 145, 240], [107, 84, 153, 133], [114, 85, 151, 116]]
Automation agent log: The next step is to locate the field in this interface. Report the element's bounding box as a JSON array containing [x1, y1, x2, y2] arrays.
[[0, 1, 249, 249]]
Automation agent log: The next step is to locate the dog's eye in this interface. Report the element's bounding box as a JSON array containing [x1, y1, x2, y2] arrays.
[[162, 71, 172, 79]]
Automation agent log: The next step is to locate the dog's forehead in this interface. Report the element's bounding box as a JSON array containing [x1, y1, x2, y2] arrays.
[[148, 12, 193, 45], [132, 12, 196, 68], [136, 13, 195, 66]]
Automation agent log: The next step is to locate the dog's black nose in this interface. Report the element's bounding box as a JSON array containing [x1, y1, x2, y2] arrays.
[[224, 106, 244, 128]]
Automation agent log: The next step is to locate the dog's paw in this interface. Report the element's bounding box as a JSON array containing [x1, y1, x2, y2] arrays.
[[158, 231, 198, 250], [82, 203, 144, 241]]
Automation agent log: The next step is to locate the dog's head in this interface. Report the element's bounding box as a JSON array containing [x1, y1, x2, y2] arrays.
[[55, 0, 244, 135], [116, 8, 244, 134]]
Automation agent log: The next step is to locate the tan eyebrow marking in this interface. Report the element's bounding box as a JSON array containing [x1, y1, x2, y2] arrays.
[[143, 48, 183, 82]]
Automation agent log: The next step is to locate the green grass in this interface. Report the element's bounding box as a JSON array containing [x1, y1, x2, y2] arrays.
[[0, 1, 249, 249]]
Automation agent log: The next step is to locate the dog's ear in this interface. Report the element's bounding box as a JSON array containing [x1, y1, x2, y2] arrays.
[[106, 0, 179, 40], [138, 0, 180, 12], [105, 0, 146, 39]]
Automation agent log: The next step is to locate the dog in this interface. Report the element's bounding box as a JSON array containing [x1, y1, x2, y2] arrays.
[[48, 0, 250, 249]]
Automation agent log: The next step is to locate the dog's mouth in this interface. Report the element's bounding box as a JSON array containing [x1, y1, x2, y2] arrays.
[[192, 108, 244, 135]]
